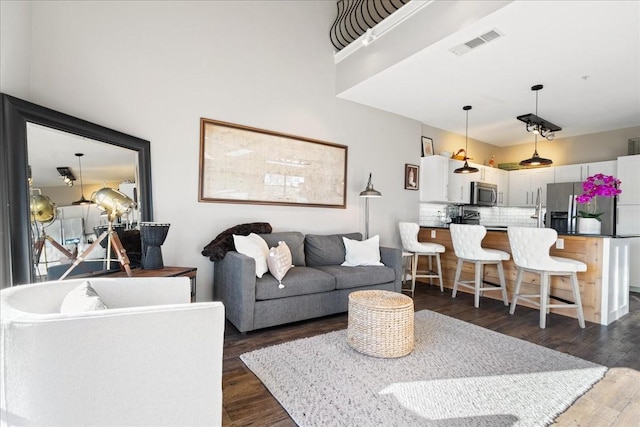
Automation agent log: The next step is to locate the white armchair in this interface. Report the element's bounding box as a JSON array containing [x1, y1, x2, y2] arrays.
[[1, 277, 225, 426]]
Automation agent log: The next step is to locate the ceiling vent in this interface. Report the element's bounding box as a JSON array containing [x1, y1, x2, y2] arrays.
[[449, 29, 503, 56]]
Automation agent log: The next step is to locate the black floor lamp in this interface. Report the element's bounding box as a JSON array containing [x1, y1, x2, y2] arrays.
[[359, 173, 382, 239]]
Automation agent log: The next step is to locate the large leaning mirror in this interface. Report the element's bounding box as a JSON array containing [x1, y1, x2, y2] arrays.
[[0, 94, 153, 286]]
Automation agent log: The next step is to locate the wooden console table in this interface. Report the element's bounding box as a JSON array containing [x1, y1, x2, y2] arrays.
[[93, 266, 197, 302]]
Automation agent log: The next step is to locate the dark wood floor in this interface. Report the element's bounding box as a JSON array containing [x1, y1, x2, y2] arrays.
[[221, 284, 640, 426]]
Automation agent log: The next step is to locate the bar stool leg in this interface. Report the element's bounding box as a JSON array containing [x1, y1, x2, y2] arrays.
[[435, 253, 444, 292], [540, 272, 550, 329], [510, 268, 523, 314], [411, 253, 418, 297], [497, 262, 509, 306], [428, 255, 433, 286], [452, 259, 463, 298], [571, 272, 586, 328], [402, 254, 411, 286], [474, 261, 482, 308]]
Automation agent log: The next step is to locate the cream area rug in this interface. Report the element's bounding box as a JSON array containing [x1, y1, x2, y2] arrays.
[[240, 310, 607, 427]]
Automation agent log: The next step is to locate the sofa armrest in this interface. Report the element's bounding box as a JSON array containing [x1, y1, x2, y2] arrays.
[[380, 246, 402, 293], [213, 251, 257, 332]]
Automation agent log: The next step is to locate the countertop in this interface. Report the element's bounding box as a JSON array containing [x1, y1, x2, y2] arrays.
[[420, 225, 640, 239]]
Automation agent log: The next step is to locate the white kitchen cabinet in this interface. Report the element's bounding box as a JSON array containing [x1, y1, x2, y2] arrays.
[[617, 205, 640, 290], [479, 165, 509, 205], [617, 155, 640, 205], [495, 168, 509, 206], [480, 165, 497, 184], [508, 167, 554, 207], [554, 160, 617, 183], [447, 159, 472, 203], [419, 155, 449, 203]]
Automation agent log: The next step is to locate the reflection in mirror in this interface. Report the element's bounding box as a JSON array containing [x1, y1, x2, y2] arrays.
[[0, 93, 153, 287], [27, 123, 141, 281]]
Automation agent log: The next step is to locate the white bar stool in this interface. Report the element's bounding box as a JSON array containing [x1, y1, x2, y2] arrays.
[[450, 224, 509, 308], [398, 222, 445, 297], [507, 226, 586, 329]]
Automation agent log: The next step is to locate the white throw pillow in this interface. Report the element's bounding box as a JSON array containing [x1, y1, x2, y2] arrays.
[[60, 281, 109, 313], [268, 241, 293, 289], [341, 235, 384, 267], [233, 233, 269, 278]]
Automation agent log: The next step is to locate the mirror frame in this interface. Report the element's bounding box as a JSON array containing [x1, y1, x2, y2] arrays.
[[0, 93, 153, 286]]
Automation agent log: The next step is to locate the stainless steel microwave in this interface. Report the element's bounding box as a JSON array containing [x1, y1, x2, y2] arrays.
[[470, 181, 498, 206]]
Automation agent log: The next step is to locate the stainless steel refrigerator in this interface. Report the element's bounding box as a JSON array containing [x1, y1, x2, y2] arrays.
[[546, 181, 616, 235]]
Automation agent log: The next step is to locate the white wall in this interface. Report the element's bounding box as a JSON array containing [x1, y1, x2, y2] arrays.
[[0, 0, 32, 99], [11, 1, 422, 300]]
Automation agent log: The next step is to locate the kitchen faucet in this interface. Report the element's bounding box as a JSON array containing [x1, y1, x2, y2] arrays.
[[530, 187, 544, 228]]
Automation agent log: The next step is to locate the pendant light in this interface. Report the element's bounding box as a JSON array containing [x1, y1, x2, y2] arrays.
[[519, 84, 554, 166], [519, 134, 553, 166], [516, 84, 561, 141], [454, 105, 479, 174], [72, 152, 93, 205]]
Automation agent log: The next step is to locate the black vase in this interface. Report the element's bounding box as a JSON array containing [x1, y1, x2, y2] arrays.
[[140, 222, 170, 269]]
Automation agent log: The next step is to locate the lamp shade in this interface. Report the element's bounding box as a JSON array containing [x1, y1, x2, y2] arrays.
[[454, 160, 480, 174], [92, 187, 136, 222], [519, 151, 553, 166], [360, 173, 381, 198], [519, 135, 553, 166], [30, 194, 56, 223]]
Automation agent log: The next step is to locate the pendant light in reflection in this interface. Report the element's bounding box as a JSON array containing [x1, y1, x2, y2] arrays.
[[72, 153, 93, 205]]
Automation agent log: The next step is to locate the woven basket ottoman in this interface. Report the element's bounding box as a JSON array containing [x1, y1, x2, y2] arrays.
[[347, 290, 414, 358]]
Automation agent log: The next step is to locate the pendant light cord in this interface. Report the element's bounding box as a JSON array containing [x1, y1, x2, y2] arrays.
[[77, 154, 85, 196], [465, 108, 469, 155]]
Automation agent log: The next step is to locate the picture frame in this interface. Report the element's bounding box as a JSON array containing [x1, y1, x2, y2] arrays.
[[404, 164, 419, 190], [199, 118, 347, 208], [421, 136, 434, 156]]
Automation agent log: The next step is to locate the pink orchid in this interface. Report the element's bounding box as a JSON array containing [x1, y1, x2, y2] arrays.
[[576, 173, 622, 221]]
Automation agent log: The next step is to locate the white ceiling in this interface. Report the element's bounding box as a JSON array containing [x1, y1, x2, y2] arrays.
[[23, 1, 640, 190], [27, 122, 137, 188], [337, 0, 640, 147]]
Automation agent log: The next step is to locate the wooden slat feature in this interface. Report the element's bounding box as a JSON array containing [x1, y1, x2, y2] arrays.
[[418, 228, 604, 324]]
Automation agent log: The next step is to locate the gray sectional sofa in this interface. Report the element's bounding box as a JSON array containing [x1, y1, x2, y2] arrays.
[[213, 231, 402, 332]]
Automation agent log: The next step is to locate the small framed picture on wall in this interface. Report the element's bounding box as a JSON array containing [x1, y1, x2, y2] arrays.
[[405, 164, 419, 190], [421, 136, 434, 156]]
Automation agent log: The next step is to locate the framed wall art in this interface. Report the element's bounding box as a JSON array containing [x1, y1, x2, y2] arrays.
[[421, 136, 434, 156], [199, 118, 348, 208], [404, 164, 419, 190]]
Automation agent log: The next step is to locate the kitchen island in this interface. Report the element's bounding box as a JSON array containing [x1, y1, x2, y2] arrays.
[[418, 226, 634, 325]]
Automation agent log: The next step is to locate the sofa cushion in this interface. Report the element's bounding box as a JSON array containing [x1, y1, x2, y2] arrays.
[[304, 232, 362, 267], [259, 232, 306, 266], [341, 235, 384, 267], [60, 281, 109, 313], [267, 241, 293, 287], [233, 233, 269, 278], [313, 265, 396, 290], [255, 267, 336, 300]]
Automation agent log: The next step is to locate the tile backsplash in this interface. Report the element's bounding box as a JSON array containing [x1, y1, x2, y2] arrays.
[[419, 203, 543, 228]]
